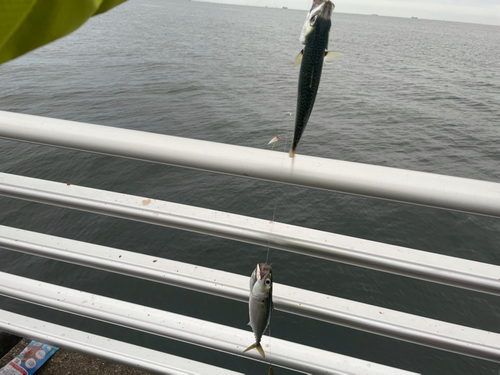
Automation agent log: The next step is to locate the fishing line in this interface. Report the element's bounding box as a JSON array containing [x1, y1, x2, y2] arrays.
[[265, 111, 292, 264], [264, 121, 291, 375], [265, 132, 289, 264]]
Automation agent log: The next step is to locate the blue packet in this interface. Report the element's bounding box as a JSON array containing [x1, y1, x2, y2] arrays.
[[0, 341, 58, 375]]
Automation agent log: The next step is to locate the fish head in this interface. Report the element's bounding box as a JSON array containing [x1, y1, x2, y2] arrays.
[[299, 0, 335, 45], [257, 262, 272, 289], [250, 263, 272, 295]]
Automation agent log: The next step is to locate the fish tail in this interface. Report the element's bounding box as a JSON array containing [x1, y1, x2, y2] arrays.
[[243, 342, 265, 357], [256, 343, 265, 357]]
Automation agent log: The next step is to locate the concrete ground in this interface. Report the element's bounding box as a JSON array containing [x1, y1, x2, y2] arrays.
[[0, 333, 153, 375]]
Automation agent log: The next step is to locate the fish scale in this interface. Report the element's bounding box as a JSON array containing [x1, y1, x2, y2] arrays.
[[243, 263, 272, 357], [290, 0, 334, 157]]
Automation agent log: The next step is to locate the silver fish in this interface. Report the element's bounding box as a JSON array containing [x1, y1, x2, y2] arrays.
[[290, 0, 341, 157], [243, 263, 273, 357]]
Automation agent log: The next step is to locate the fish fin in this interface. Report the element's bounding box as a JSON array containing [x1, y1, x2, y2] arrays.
[[247, 321, 251, 326], [294, 50, 304, 66], [243, 343, 257, 353], [324, 50, 343, 63], [243, 343, 265, 357], [256, 343, 265, 357]]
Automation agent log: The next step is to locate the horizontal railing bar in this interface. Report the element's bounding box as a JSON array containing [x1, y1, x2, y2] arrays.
[[0, 309, 243, 375], [0, 110, 500, 217], [0, 225, 499, 362], [1, 173, 499, 297], [0, 272, 417, 375]]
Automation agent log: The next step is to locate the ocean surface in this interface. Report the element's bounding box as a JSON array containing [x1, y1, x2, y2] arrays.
[[1, 0, 500, 374]]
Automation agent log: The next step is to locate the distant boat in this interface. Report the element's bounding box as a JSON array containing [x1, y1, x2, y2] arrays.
[[372, 14, 378, 16], [283, 7, 288, 9], [411, 16, 418, 19]]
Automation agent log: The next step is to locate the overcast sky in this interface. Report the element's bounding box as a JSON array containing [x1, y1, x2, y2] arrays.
[[204, 0, 500, 26]]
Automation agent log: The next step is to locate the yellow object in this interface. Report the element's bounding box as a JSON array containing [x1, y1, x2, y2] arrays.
[[0, 0, 127, 64], [243, 342, 265, 357]]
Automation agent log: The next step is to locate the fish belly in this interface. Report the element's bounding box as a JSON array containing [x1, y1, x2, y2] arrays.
[[249, 295, 271, 342], [292, 36, 328, 153]]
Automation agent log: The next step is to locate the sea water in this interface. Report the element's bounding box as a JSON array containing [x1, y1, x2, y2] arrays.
[[0, 1, 499, 373]]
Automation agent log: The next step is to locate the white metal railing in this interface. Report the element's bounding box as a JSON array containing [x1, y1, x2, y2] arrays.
[[0, 272, 416, 375], [1, 173, 499, 297], [0, 225, 498, 363], [0, 310, 244, 375], [1, 110, 500, 217], [0, 111, 499, 373]]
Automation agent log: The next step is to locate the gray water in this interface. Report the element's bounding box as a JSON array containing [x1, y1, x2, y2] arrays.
[[1, 0, 500, 374]]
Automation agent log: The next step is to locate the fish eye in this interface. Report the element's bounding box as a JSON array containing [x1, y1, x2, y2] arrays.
[[265, 279, 271, 286], [310, 15, 317, 25]]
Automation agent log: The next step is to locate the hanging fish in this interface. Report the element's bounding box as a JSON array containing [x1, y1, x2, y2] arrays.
[[290, 0, 342, 157], [243, 263, 273, 357]]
